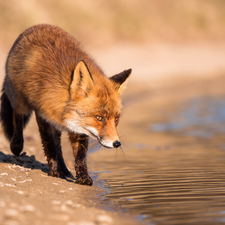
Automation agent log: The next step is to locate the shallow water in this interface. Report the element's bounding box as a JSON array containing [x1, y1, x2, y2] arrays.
[[151, 97, 225, 138], [90, 96, 225, 224]]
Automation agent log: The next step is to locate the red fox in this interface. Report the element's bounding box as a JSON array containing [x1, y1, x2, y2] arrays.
[[0, 24, 131, 186]]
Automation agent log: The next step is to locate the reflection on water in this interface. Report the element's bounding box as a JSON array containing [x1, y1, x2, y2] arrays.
[[90, 96, 225, 224]]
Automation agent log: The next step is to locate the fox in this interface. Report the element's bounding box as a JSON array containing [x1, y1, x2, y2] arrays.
[[0, 24, 131, 186]]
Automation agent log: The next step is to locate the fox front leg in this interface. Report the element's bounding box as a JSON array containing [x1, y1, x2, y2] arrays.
[[35, 113, 65, 178], [53, 128, 73, 178], [69, 133, 93, 186]]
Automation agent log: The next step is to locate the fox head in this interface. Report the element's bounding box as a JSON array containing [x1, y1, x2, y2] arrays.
[[64, 60, 131, 149]]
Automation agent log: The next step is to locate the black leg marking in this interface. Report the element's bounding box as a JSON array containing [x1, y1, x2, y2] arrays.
[[10, 112, 24, 156], [69, 133, 93, 186], [35, 113, 64, 178]]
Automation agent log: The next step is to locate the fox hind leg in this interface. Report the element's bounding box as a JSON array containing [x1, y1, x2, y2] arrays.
[[1, 88, 32, 156], [35, 113, 65, 179], [10, 112, 24, 156], [69, 133, 93, 186]]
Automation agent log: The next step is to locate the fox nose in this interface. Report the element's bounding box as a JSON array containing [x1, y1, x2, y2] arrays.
[[113, 140, 121, 148]]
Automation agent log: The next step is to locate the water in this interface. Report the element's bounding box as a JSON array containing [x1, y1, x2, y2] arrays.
[[90, 96, 225, 224], [151, 97, 225, 138]]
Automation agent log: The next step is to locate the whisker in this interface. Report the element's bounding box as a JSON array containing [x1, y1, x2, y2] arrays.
[[119, 136, 129, 151], [119, 145, 126, 158], [114, 147, 118, 162]]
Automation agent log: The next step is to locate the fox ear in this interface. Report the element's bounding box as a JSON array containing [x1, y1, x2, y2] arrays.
[[110, 69, 132, 94], [70, 60, 93, 97]]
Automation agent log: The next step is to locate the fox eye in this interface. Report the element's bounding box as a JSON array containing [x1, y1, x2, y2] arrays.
[[115, 117, 120, 123], [95, 115, 104, 122]]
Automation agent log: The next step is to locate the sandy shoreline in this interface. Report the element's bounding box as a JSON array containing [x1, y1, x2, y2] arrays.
[[0, 136, 144, 225], [0, 42, 224, 224]]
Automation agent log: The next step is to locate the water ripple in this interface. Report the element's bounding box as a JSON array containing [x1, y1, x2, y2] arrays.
[[90, 97, 225, 224]]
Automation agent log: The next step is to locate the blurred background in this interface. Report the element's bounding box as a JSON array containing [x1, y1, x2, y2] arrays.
[[1, 0, 225, 45], [0, 0, 225, 86]]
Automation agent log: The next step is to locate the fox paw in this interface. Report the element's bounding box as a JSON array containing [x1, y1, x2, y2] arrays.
[[61, 166, 74, 178], [49, 170, 65, 179], [10, 137, 24, 156], [75, 176, 93, 186]]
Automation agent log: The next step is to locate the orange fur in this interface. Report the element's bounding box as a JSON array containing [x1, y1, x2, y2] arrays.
[[3, 24, 131, 149]]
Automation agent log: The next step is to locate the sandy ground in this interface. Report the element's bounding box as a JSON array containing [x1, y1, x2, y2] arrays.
[[0, 118, 144, 225], [0, 150, 142, 225], [0, 42, 224, 225]]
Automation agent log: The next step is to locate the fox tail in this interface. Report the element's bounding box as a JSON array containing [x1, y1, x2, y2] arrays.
[[0, 89, 31, 141]]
